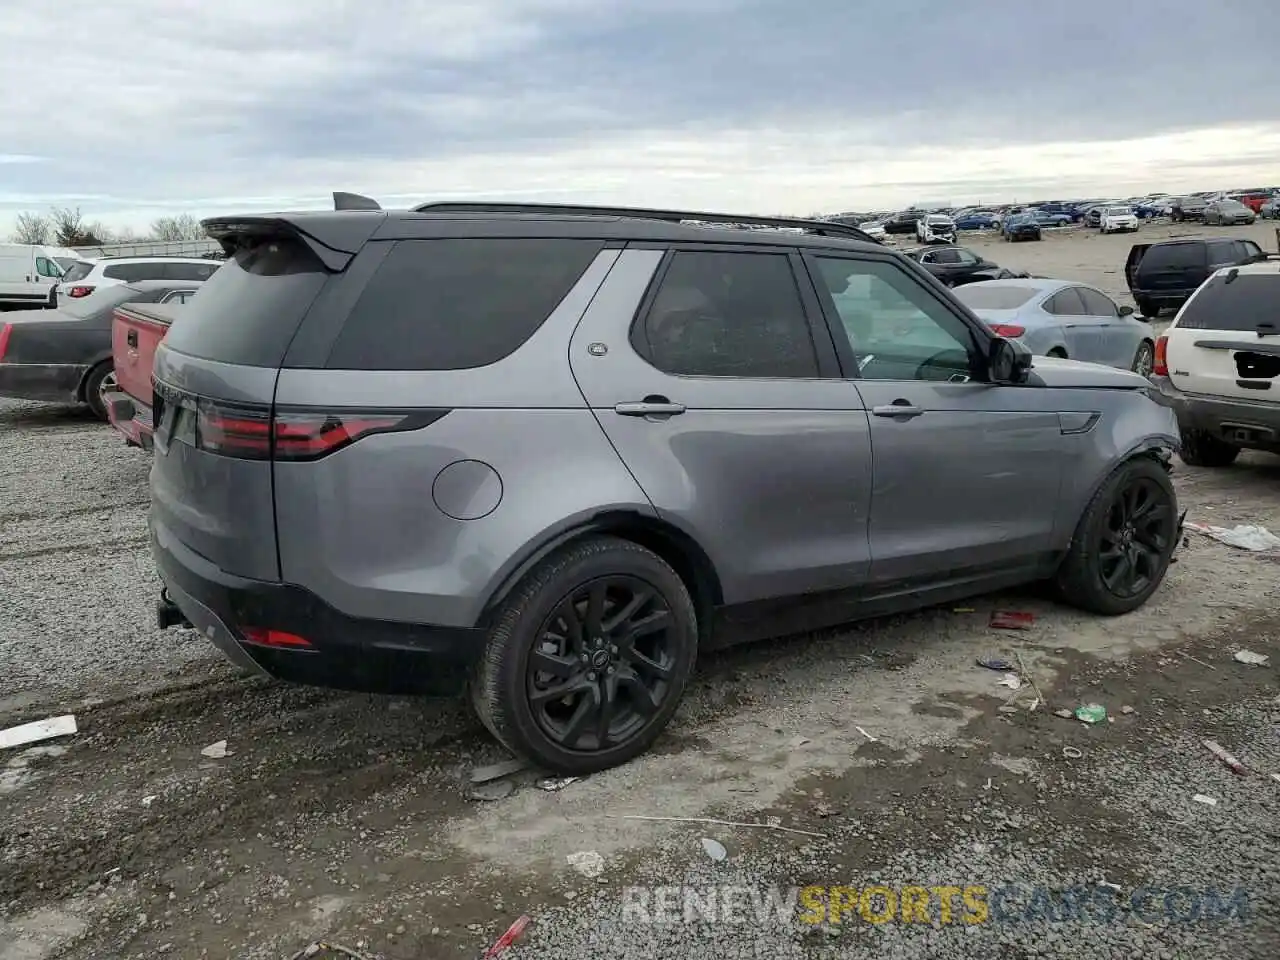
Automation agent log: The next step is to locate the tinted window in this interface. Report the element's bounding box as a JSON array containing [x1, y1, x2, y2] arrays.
[[932, 249, 961, 265], [1045, 288, 1087, 316], [635, 251, 818, 379], [1177, 274, 1280, 332], [1140, 243, 1206, 271], [327, 238, 602, 371], [953, 284, 1038, 310], [954, 249, 980, 266], [163, 239, 329, 368], [165, 262, 219, 281], [813, 256, 975, 381], [103, 261, 166, 282], [60, 261, 93, 283], [1078, 288, 1118, 316]]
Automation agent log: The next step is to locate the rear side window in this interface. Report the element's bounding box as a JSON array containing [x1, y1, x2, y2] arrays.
[[326, 238, 603, 370], [1045, 288, 1087, 316], [165, 262, 219, 281], [103, 262, 163, 282], [162, 239, 329, 367], [1178, 274, 1280, 332], [61, 262, 93, 283], [1140, 244, 1206, 271]]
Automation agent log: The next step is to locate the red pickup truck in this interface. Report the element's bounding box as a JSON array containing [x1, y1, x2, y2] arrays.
[[105, 301, 185, 448]]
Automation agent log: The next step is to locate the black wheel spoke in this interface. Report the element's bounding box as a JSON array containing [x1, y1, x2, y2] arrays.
[[558, 599, 585, 650], [628, 649, 672, 681], [597, 676, 617, 747], [622, 608, 671, 641], [529, 649, 577, 679], [584, 582, 607, 635], [530, 676, 590, 706], [617, 667, 661, 717], [602, 588, 653, 635], [1102, 552, 1132, 591], [561, 685, 601, 747]]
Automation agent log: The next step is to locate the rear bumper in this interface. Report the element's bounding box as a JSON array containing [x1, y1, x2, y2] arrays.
[[104, 391, 154, 450], [1131, 288, 1195, 308], [151, 517, 486, 696], [0, 362, 86, 404], [1150, 375, 1280, 451]]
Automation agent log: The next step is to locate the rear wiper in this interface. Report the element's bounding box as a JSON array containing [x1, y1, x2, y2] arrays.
[[1257, 322, 1277, 338]]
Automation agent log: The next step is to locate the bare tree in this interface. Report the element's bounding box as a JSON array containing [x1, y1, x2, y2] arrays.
[[150, 213, 205, 241], [12, 212, 50, 244]]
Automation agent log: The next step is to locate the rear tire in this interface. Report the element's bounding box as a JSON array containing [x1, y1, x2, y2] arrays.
[[83, 362, 114, 422], [1054, 457, 1178, 615], [1178, 428, 1240, 468], [470, 536, 698, 774], [1136, 298, 1158, 317]]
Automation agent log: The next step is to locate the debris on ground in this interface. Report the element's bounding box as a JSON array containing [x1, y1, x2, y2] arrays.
[[990, 610, 1035, 630], [1185, 521, 1280, 551], [0, 714, 77, 750], [1054, 708, 1074, 719], [855, 725, 878, 743], [618, 814, 824, 838], [288, 941, 375, 960], [1233, 649, 1270, 666], [1062, 746, 1084, 760], [1203, 739, 1247, 775], [1178, 650, 1215, 670], [199, 740, 229, 759], [701, 838, 728, 861], [1014, 652, 1044, 711], [537, 776, 582, 792], [1192, 794, 1218, 807], [977, 657, 1015, 671], [998, 674, 1022, 690], [470, 779, 516, 802], [140, 795, 157, 808], [1121, 705, 1135, 715], [470, 758, 528, 784], [566, 850, 605, 878], [1075, 704, 1107, 724], [482, 915, 533, 959]]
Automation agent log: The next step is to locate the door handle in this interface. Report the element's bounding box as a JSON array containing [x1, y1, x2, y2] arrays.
[[615, 398, 686, 418], [127, 330, 138, 348], [872, 400, 924, 419]]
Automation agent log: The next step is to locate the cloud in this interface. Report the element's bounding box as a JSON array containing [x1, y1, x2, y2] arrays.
[[2, 0, 1278, 233]]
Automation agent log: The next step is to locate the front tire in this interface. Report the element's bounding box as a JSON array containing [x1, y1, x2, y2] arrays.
[[83, 362, 114, 422], [1054, 457, 1178, 615], [470, 537, 698, 774], [1179, 428, 1241, 468]]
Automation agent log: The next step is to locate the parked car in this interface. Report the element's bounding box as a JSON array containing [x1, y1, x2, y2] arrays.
[[882, 210, 923, 234], [1029, 209, 1072, 228], [1202, 199, 1257, 226], [1149, 261, 1280, 466], [105, 298, 197, 448], [1260, 198, 1280, 219], [1084, 203, 1125, 228], [1233, 193, 1270, 214], [953, 279, 1155, 374], [1099, 206, 1140, 234], [1169, 197, 1208, 222], [0, 244, 68, 310], [1002, 214, 1042, 242], [0, 280, 204, 419], [954, 211, 999, 230], [148, 198, 1181, 774], [53, 256, 220, 307], [900, 246, 1026, 286], [916, 214, 957, 244], [1126, 237, 1267, 317], [858, 221, 887, 240]]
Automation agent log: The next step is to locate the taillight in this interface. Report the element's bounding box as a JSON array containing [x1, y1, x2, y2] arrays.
[[192, 400, 444, 461], [1153, 335, 1169, 376], [0, 323, 11, 361], [240, 627, 313, 649], [989, 324, 1027, 338], [67, 285, 95, 298]]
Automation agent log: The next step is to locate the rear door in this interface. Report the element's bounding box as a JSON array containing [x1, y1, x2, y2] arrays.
[[1076, 286, 1131, 366], [1165, 268, 1280, 402], [1138, 243, 1208, 295], [1125, 244, 1151, 293], [151, 237, 335, 582], [569, 244, 875, 606], [1046, 287, 1108, 362]]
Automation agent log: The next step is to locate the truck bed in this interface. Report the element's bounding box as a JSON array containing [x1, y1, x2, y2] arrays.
[[112, 302, 181, 409]]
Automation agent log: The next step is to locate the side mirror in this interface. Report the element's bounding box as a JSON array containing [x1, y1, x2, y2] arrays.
[[988, 336, 1033, 384], [1118, 305, 1134, 316]]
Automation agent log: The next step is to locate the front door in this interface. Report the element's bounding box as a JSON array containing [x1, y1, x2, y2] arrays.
[[804, 252, 1064, 585], [569, 245, 874, 606], [1046, 286, 1109, 362]]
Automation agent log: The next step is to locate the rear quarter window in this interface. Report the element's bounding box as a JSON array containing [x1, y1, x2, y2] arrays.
[[103, 262, 164, 282], [325, 238, 604, 370], [60, 262, 93, 283], [1177, 274, 1280, 332], [161, 239, 329, 368]]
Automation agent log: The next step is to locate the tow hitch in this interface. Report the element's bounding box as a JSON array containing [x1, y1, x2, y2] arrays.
[[157, 589, 192, 629]]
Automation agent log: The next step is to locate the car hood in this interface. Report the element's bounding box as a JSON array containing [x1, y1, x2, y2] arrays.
[[1026, 354, 1149, 390]]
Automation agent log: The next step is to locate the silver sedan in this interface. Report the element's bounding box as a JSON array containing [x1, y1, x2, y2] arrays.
[[952, 278, 1157, 375]]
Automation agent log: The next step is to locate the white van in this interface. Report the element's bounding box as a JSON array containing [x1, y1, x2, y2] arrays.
[[0, 244, 67, 309]]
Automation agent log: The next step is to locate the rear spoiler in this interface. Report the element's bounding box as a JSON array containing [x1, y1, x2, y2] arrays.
[[333, 191, 381, 211], [203, 194, 387, 271]]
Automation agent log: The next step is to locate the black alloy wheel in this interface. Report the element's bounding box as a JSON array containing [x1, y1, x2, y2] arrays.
[[1096, 475, 1177, 600], [527, 576, 676, 752]]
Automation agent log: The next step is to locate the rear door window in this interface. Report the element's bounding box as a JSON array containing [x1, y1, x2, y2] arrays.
[[1045, 288, 1087, 315], [162, 239, 330, 368], [1078, 288, 1118, 317], [1177, 274, 1280, 332], [1141, 244, 1206, 271], [326, 238, 604, 370]]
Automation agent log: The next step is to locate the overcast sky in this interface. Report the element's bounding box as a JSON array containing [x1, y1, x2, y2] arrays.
[[3, 0, 1278, 235]]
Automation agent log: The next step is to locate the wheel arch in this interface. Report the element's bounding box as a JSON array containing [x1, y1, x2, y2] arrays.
[[76, 353, 114, 400], [479, 510, 724, 643]]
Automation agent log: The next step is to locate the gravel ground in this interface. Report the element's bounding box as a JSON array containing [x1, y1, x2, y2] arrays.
[[2, 223, 1279, 959]]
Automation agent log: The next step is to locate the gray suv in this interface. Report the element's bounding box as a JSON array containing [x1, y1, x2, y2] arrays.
[[152, 199, 1182, 774]]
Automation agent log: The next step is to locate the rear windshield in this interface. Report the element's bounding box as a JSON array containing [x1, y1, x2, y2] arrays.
[[61, 261, 93, 283], [325, 238, 604, 370], [1177, 273, 1280, 332], [162, 239, 328, 368], [1140, 243, 1206, 270], [953, 285, 1038, 309]]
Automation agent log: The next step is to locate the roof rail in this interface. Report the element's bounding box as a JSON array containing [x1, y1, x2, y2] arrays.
[[410, 201, 879, 244]]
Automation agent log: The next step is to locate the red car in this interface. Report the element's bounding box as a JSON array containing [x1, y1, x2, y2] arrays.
[[105, 301, 187, 448]]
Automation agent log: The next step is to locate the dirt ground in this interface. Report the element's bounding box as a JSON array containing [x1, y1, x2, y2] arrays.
[[2, 221, 1279, 960]]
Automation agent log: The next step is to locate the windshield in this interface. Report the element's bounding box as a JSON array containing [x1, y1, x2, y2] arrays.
[[60, 261, 94, 283], [1106, 207, 1131, 216], [53, 257, 83, 272], [927, 216, 951, 224], [1219, 201, 1248, 211], [954, 285, 1039, 310]]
